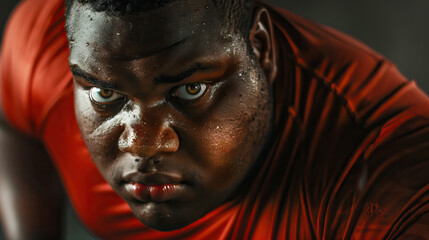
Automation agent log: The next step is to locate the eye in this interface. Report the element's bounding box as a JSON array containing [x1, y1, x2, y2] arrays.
[[89, 87, 124, 104], [173, 83, 207, 101]]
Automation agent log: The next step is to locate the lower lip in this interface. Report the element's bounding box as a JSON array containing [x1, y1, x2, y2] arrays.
[[126, 183, 185, 202]]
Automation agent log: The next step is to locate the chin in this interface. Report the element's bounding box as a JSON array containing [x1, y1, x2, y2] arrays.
[[129, 201, 199, 231]]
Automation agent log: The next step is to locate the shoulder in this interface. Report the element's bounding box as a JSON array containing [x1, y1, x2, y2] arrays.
[[0, 0, 73, 136], [2, 0, 65, 49], [266, 3, 429, 128], [266, 4, 429, 238]]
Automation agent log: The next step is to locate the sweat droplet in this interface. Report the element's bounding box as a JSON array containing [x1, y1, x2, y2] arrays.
[[202, 22, 206, 26], [85, 42, 89, 46], [116, 33, 120, 36]]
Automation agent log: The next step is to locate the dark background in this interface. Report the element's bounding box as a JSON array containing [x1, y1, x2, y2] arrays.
[[1, 0, 428, 239]]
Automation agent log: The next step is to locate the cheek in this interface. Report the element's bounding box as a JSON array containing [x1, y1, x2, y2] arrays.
[[186, 69, 272, 191], [194, 120, 252, 191], [74, 86, 96, 134], [74, 86, 123, 172]]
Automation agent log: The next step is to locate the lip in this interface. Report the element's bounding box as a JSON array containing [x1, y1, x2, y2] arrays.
[[125, 182, 186, 202], [121, 172, 187, 202]]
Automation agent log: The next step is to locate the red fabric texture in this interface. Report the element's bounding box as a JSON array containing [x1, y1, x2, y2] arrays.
[[1, 0, 428, 239]]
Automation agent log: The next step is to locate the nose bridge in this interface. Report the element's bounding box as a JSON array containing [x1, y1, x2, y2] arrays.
[[118, 104, 179, 157]]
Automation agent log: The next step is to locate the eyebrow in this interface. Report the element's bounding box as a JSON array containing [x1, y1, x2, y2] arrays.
[[154, 64, 208, 84], [70, 63, 211, 88], [70, 67, 117, 89]]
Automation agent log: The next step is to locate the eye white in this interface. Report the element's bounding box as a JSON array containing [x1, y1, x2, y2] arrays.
[[89, 87, 123, 103], [174, 83, 207, 100]]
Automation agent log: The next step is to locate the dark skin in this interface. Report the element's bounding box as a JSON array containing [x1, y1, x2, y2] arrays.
[[69, 0, 278, 231], [0, 0, 278, 237]]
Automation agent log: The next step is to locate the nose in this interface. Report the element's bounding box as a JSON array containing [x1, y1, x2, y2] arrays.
[[118, 106, 179, 158]]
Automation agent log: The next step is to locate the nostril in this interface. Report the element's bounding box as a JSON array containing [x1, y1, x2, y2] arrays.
[[160, 127, 180, 153], [135, 159, 140, 162], [119, 118, 179, 157], [118, 135, 130, 152], [118, 126, 133, 152]]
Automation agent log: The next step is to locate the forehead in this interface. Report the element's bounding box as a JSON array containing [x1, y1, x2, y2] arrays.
[[67, 0, 225, 63]]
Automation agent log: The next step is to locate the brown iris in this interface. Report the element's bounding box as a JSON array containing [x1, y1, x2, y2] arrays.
[[99, 89, 114, 98], [186, 83, 201, 95]]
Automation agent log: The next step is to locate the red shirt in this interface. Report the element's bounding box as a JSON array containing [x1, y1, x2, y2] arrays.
[[1, 0, 428, 239]]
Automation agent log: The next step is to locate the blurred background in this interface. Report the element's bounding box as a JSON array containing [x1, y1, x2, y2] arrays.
[[1, 0, 428, 239]]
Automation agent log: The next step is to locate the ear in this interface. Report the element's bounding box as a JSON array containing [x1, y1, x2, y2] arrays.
[[249, 7, 277, 84]]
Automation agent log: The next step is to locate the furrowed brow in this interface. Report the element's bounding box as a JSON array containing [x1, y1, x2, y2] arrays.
[[154, 64, 207, 84], [70, 67, 117, 89]]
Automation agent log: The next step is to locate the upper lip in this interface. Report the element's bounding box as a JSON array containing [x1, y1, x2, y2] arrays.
[[122, 171, 183, 186]]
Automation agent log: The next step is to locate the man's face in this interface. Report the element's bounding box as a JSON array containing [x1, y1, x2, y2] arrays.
[[68, 0, 274, 231]]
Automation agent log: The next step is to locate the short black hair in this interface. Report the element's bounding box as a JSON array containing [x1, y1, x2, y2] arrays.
[[65, 0, 255, 37]]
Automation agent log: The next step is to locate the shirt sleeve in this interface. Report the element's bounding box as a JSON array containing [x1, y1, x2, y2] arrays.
[[0, 0, 72, 136], [346, 99, 429, 239]]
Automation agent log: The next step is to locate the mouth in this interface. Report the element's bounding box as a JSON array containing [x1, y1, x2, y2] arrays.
[[125, 183, 186, 202], [121, 172, 189, 203]]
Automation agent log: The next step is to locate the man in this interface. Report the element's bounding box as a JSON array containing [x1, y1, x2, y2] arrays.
[[0, 0, 428, 239]]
